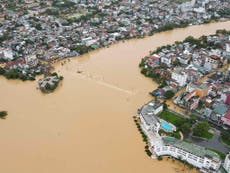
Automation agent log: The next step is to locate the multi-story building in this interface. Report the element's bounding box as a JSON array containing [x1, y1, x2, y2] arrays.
[[171, 68, 188, 87], [154, 137, 221, 172], [139, 101, 163, 134], [223, 153, 230, 173]]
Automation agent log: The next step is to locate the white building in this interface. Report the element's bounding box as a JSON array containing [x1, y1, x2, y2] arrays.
[[226, 43, 230, 53], [139, 101, 163, 134], [171, 68, 188, 87], [193, 7, 206, 13], [0, 48, 14, 60], [223, 153, 230, 173], [226, 42, 230, 57], [154, 137, 221, 172], [25, 55, 38, 67], [161, 56, 171, 67]]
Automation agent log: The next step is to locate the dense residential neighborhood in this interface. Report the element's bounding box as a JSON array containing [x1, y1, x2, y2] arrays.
[[0, 0, 229, 81], [138, 30, 230, 172], [1, 0, 230, 172]]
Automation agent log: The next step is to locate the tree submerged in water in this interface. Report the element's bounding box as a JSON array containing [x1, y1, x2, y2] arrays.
[[0, 111, 8, 119]]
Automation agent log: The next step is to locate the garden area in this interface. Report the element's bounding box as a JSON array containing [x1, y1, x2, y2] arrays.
[[221, 130, 230, 147], [158, 129, 181, 139], [159, 110, 192, 136], [192, 121, 213, 139]]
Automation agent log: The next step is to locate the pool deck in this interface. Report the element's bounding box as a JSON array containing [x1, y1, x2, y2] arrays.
[[159, 119, 176, 132]]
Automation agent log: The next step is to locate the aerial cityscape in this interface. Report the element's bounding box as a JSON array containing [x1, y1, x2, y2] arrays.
[[0, 0, 230, 173]]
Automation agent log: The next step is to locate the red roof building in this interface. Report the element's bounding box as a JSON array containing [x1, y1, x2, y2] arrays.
[[221, 109, 230, 126]]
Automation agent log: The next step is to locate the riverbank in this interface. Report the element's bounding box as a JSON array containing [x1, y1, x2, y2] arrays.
[[0, 21, 230, 173]]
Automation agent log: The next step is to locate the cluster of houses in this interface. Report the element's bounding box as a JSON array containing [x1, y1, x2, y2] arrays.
[[138, 100, 225, 173], [38, 73, 62, 93], [0, 0, 229, 79], [174, 69, 230, 128], [144, 32, 230, 99]]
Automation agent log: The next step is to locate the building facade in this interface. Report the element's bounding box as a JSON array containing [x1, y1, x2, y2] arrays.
[[171, 69, 188, 87], [223, 154, 230, 173], [154, 137, 221, 172], [139, 101, 163, 134]]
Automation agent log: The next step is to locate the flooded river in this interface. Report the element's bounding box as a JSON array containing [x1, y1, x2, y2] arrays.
[[0, 21, 230, 173]]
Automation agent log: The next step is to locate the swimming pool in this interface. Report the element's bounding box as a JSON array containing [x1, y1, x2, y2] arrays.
[[160, 120, 175, 132]]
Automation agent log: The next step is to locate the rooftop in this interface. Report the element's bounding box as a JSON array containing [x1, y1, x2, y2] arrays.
[[162, 136, 220, 161], [140, 101, 162, 126], [223, 109, 230, 120], [214, 104, 228, 115]]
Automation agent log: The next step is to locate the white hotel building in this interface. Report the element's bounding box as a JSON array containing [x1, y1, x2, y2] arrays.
[[138, 101, 222, 172], [139, 101, 163, 133], [224, 153, 230, 173], [154, 137, 221, 172]]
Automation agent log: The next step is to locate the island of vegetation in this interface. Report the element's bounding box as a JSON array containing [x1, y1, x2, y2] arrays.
[[38, 72, 63, 93], [0, 111, 8, 119]]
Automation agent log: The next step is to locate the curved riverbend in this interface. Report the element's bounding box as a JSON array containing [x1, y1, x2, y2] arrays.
[[0, 21, 230, 173]]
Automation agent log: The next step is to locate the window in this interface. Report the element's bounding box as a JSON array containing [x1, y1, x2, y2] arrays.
[[199, 159, 204, 164], [163, 147, 168, 151]]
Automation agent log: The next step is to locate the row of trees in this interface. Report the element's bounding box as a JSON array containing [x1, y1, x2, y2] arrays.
[[0, 68, 35, 81]]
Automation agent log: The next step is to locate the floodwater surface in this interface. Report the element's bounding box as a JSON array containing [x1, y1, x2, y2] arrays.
[[0, 21, 230, 173]]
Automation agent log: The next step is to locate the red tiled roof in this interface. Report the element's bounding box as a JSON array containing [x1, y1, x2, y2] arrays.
[[6, 58, 25, 67], [209, 55, 221, 60], [185, 90, 196, 100], [224, 109, 230, 120]]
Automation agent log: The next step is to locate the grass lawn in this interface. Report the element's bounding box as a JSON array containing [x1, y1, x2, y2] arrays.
[[158, 129, 181, 139], [160, 110, 185, 125], [207, 148, 226, 160], [193, 131, 213, 139], [221, 137, 230, 147]]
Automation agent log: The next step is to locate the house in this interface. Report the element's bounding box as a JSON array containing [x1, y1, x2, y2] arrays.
[[225, 42, 230, 57], [212, 104, 228, 122], [189, 97, 200, 110], [38, 75, 60, 92], [205, 55, 222, 69], [1, 48, 14, 61], [161, 56, 171, 67], [6, 58, 26, 69], [184, 90, 197, 102], [25, 55, 38, 67], [154, 136, 221, 172], [171, 68, 188, 87], [221, 92, 230, 105], [221, 110, 230, 127], [147, 54, 160, 68], [202, 107, 212, 118]]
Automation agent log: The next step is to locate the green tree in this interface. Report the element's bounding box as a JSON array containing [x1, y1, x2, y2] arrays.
[[0, 67, 5, 75], [221, 130, 230, 146], [193, 121, 210, 137], [164, 90, 175, 99], [163, 100, 168, 110], [180, 123, 191, 135], [0, 111, 7, 119]]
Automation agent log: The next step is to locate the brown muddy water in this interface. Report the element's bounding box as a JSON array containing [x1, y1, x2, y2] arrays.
[[0, 21, 230, 173]]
